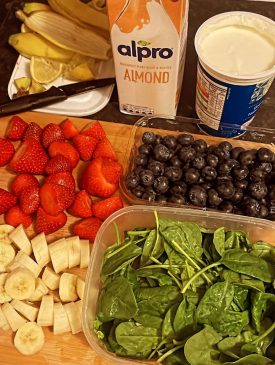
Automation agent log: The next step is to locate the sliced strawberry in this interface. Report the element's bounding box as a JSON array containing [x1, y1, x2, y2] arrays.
[[101, 159, 123, 184], [93, 137, 117, 161], [72, 134, 98, 161], [23, 122, 43, 141], [73, 217, 102, 241], [48, 141, 79, 169], [35, 207, 67, 235], [5, 205, 32, 228], [92, 196, 123, 221], [44, 155, 72, 175], [40, 183, 75, 215], [68, 190, 93, 218], [80, 158, 122, 198], [10, 174, 40, 197], [42, 123, 65, 148], [81, 121, 106, 140], [0, 188, 17, 215], [60, 118, 78, 139], [45, 172, 75, 191], [6, 115, 28, 141], [0, 138, 15, 166], [9, 137, 48, 175], [19, 186, 40, 214]]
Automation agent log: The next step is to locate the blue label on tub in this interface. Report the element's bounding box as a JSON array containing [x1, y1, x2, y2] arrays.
[[196, 63, 274, 137]]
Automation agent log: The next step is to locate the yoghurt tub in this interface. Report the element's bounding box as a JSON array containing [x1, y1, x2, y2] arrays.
[[194, 11, 275, 137]]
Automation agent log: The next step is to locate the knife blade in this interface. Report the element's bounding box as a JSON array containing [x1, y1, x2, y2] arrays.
[[0, 77, 116, 117]]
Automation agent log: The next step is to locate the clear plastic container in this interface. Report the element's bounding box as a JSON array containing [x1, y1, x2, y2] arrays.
[[82, 205, 275, 365]]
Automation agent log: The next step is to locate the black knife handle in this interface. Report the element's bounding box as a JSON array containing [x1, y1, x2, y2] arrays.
[[0, 87, 67, 117]]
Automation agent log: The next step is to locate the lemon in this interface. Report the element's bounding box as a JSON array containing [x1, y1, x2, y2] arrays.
[[30, 56, 63, 84]]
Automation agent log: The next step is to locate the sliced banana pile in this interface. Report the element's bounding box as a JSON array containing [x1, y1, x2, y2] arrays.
[[0, 224, 89, 356]]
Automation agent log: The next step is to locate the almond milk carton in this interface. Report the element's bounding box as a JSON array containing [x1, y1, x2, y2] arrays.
[[107, 0, 189, 116]]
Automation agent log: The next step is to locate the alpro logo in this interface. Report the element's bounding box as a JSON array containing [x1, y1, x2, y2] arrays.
[[117, 40, 173, 62]]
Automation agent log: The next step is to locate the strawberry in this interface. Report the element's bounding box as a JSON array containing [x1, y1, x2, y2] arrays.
[[5, 205, 32, 228], [0, 138, 15, 166], [10, 174, 40, 197], [40, 183, 75, 215], [68, 190, 93, 218], [35, 207, 67, 235], [23, 122, 43, 141], [19, 186, 40, 214], [48, 141, 79, 169], [81, 158, 122, 198], [6, 115, 28, 141], [81, 121, 106, 140], [73, 217, 102, 241], [60, 118, 78, 139], [72, 134, 98, 161], [93, 137, 117, 161], [42, 123, 65, 148], [45, 172, 75, 191], [92, 196, 123, 221], [0, 188, 17, 215], [9, 137, 48, 175], [44, 155, 72, 175]]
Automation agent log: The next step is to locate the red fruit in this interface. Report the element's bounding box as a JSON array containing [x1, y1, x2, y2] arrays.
[[81, 121, 106, 140], [40, 183, 75, 215], [0, 188, 17, 215], [42, 123, 65, 148], [9, 137, 48, 174], [73, 217, 102, 241], [72, 134, 97, 161], [81, 158, 122, 198], [6, 115, 28, 141], [5, 205, 32, 228], [68, 190, 93, 218], [45, 172, 75, 191], [93, 137, 117, 161], [44, 155, 72, 175], [36, 207, 67, 235], [60, 119, 78, 139], [0, 138, 15, 166], [23, 122, 43, 141], [19, 186, 40, 214], [48, 141, 79, 169], [11, 174, 39, 197], [93, 196, 123, 221]]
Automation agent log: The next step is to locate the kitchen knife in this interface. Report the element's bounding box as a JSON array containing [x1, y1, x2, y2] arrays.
[[0, 77, 116, 117]]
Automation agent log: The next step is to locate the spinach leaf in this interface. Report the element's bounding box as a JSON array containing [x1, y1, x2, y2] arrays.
[[251, 292, 275, 332], [233, 285, 249, 311], [223, 354, 273, 364], [135, 285, 181, 304], [136, 268, 174, 286], [225, 230, 251, 251], [250, 242, 275, 264], [217, 334, 246, 359], [133, 300, 163, 330], [173, 296, 197, 337], [164, 348, 189, 365], [213, 227, 225, 256], [222, 270, 265, 292], [221, 249, 273, 283], [214, 309, 250, 337], [162, 303, 178, 339], [140, 228, 164, 266]]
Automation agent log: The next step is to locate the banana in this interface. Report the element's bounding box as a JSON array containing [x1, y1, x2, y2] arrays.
[[0, 224, 15, 244], [76, 277, 85, 300], [31, 233, 50, 268], [14, 322, 45, 355], [4, 268, 36, 300], [0, 242, 15, 272], [9, 225, 32, 256], [37, 295, 54, 326], [53, 302, 71, 335], [0, 273, 11, 304], [0, 305, 11, 330], [64, 302, 82, 334], [59, 273, 78, 302], [11, 299, 39, 322], [21, 23, 31, 33], [48, 238, 69, 273], [23, 2, 51, 14], [80, 239, 90, 269], [41, 266, 60, 290], [8, 250, 42, 278], [67, 236, 81, 269], [1, 302, 27, 331], [28, 278, 49, 302], [75, 299, 82, 316]]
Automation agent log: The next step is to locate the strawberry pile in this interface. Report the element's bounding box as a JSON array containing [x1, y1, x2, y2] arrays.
[[0, 116, 124, 240]]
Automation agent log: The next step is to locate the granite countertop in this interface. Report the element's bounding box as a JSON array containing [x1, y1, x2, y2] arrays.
[[0, 0, 274, 128]]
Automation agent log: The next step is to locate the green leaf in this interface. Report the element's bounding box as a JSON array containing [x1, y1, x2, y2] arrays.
[[213, 227, 225, 256], [173, 296, 197, 337], [162, 303, 178, 339], [251, 292, 275, 332], [223, 354, 273, 364], [214, 309, 250, 337], [250, 242, 275, 264], [133, 300, 163, 330], [222, 270, 265, 292], [164, 348, 189, 365], [136, 268, 174, 286], [140, 229, 163, 266], [233, 285, 249, 311], [217, 334, 246, 359]]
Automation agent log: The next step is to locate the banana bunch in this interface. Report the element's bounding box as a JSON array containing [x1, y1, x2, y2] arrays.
[[0, 224, 89, 355]]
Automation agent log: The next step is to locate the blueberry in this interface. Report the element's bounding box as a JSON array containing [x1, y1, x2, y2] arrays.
[[142, 131, 156, 145], [231, 147, 245, 160], [258, 162, 272, 174], [235, 179, 248, 190], [206, 154, 219, 168], [217, 182, 235, 199], [201, 182, 213, 190], [259, 204, 269, 218], [154, 144, 171, 162], [231, 188, 244, 203], [168, 194, 187, 205], [257, 147, 274, 162], [148, 160, 165, 176], [138, 144, 152, 155], [170, 156, 183, 168], [135, 153, 148, 166], [232, 166, 249, 180], [178, 146, 196, 162], [219, 201, 234, 213], [208, 189, 222, 207], [142, 189, 156, 201], [239, 150, 256, 166], [202, 166, 217, 181], [125, 173, 140, 189], [170, 182, 187, 196], [192, 156, 206, 170], [164, 166, 183, 182], [153, 176, 169, 194], [177, 133, 194, 146], [156, 195, 168, 203], [184, 168, 200, 184], [132, 185, 145, 198], [243, 197, 260, 217], [213, 147, 230, 160], [248, 181, 268, 200], [218, 141, 232, 152], [249, 167, 266, 182], [163, 135, 177, 150], [139, 169, 154, 187], [188, 185, 207, 207], [193, 139, 207, 153]]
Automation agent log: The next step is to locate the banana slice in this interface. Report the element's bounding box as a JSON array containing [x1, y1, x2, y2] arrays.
[[9, 224, 32, 256], [76, 277, 85, 300], [0, 273, 11, 304], [31, 233, 50, 268], [14, 322, 45, 355], [0, 242, 16, 272], [53, 302, 71, 335], [64, 302, 82, 334], [67, 236, 81, 269], [0, 305, 11, 330], [59, 273, 78, 302], [2, 302, 27, 331], [8, 251, 42, 278], [4, 268, 36, 300], [37, 295, 54, 326], [0, 224, 15, 244], [80, 239, 90, 269], [28, 278, 49, 302], [11, 299, 39, 322], [48, 238, 69, 273]]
